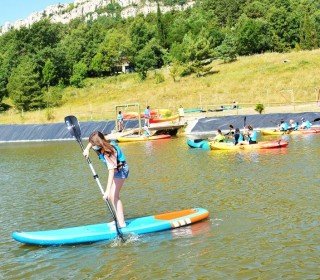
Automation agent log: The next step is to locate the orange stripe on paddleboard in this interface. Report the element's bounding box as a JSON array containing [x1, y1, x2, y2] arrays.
[[189, 212, 209, 223], [155, 209, 196, 220]]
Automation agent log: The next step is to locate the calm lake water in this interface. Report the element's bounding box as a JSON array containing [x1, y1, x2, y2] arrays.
[[0, 134, 319, 279]]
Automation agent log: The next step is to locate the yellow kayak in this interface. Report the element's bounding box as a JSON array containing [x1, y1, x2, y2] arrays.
[[261, 128, 320, 135], [210, 140, 289, 150], [117, 134, 171, 142]]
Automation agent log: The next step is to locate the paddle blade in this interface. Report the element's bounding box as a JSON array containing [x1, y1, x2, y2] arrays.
[[313, 117, 320, 122], [244, 116, 247, 127], [65, 115, 81, 141]]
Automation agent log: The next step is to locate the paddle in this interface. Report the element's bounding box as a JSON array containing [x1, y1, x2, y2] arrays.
[[313, 117, 320, 122], [64, 115, 125, 242], [243, 116, 247, 128]]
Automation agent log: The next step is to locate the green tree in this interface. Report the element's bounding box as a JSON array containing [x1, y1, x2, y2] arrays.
[[42, 59, 56, 88], [235, 16, 273, 55], [0, 58, 10, 103], [134, 39, 165, 80], [95, 29, 133, 75], [130, 16, 156, 52], [156, 0, 167, 48], [70, 61, 88, 88], [244, 1, 267, 19], [169, 60, 183, 82], [266, 6, 300, 50], [197, 0, 247, 27], [90, 52, 105, 76], [215, 34, 238, 63], [299, 14, 319, 50], [7, 56, 43, 111], [57, 23, 88, 70]]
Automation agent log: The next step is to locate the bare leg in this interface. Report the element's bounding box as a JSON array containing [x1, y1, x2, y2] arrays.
[[109, 178, 126, 227]]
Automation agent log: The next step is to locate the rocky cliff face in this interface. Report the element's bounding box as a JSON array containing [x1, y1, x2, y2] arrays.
[[0, 0, 195, 35]]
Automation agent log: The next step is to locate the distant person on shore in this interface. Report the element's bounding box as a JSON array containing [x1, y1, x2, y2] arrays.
[[300, 118, 312, 129], [212, 129, 226, 143], [178, 105, 185, 122], [117, 111, 124, 132], [232, 100, 238, 109], [234, 128, 244, 145], [144, 105, 151, 127]]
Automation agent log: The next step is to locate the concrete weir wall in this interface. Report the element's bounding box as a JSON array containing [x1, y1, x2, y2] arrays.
[[190, 112, 320, 134], [0, 120, 139, 143], [0, 112, 319, 143]]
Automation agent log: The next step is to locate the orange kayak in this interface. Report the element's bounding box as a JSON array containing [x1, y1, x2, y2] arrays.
[[150, 115, 179, 123]]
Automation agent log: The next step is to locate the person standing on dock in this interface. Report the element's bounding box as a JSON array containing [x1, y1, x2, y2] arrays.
[[144, 105, 151, 127], [117, 111, 124, 132], [178, 105, 185, 123]]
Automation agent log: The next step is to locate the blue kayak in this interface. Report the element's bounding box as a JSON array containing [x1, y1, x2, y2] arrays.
[[12, 208, 209, 246], [187, 139, 210, 150]]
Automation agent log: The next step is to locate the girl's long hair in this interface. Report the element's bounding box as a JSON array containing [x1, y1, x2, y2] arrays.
[[89, 131, 115, 157]]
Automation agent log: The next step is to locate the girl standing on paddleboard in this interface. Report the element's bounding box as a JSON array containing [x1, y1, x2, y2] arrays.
[[83, 131, 129, 228]]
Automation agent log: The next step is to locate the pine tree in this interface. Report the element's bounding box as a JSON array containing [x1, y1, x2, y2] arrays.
[[7, 56, 43, 111]]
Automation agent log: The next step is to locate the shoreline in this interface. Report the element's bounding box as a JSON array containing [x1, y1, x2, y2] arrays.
[[1, 111, 320, 143]]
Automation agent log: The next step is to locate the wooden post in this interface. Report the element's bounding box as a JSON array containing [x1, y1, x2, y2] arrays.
[[291, 90, 295, 111]]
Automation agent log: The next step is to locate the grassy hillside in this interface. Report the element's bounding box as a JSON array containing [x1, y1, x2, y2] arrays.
[[1, 49, 320, 124]]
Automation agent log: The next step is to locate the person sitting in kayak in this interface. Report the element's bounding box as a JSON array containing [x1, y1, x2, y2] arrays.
[[83, 131, 129, 228], [288, 119, 298, 131], [234, 128, 244, 145], [212, 129, 226, 142], [300, 118, 312, 129], [241, 125, 258, 144], [278, 120, 289, 132], [224, 125, 235, 139]]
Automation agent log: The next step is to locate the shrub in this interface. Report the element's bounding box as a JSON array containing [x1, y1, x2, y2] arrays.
[[255, 103, 264, 114], [154, 71, 165, 84], [45, 108, 55, 121]]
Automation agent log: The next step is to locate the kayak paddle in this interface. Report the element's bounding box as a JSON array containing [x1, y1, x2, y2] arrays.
[[313, 117, 320, 122], [64, 115, 125, 242], [243, 116, 247, 128]]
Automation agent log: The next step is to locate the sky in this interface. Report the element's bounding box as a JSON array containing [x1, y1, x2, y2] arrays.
[[0, 0, 74, 26]]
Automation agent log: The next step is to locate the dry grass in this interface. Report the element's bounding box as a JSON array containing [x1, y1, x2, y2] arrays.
[[1, 49, 320, 124]]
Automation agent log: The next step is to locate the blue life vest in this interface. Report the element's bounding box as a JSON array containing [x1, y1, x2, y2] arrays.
[[249, 131, 257, 142], [280, 122, 289, 131], [301, 121, 312, 129], [98, 142, 126, 165], [291, 122, 298, 130], [234, 133, 243, 145]]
